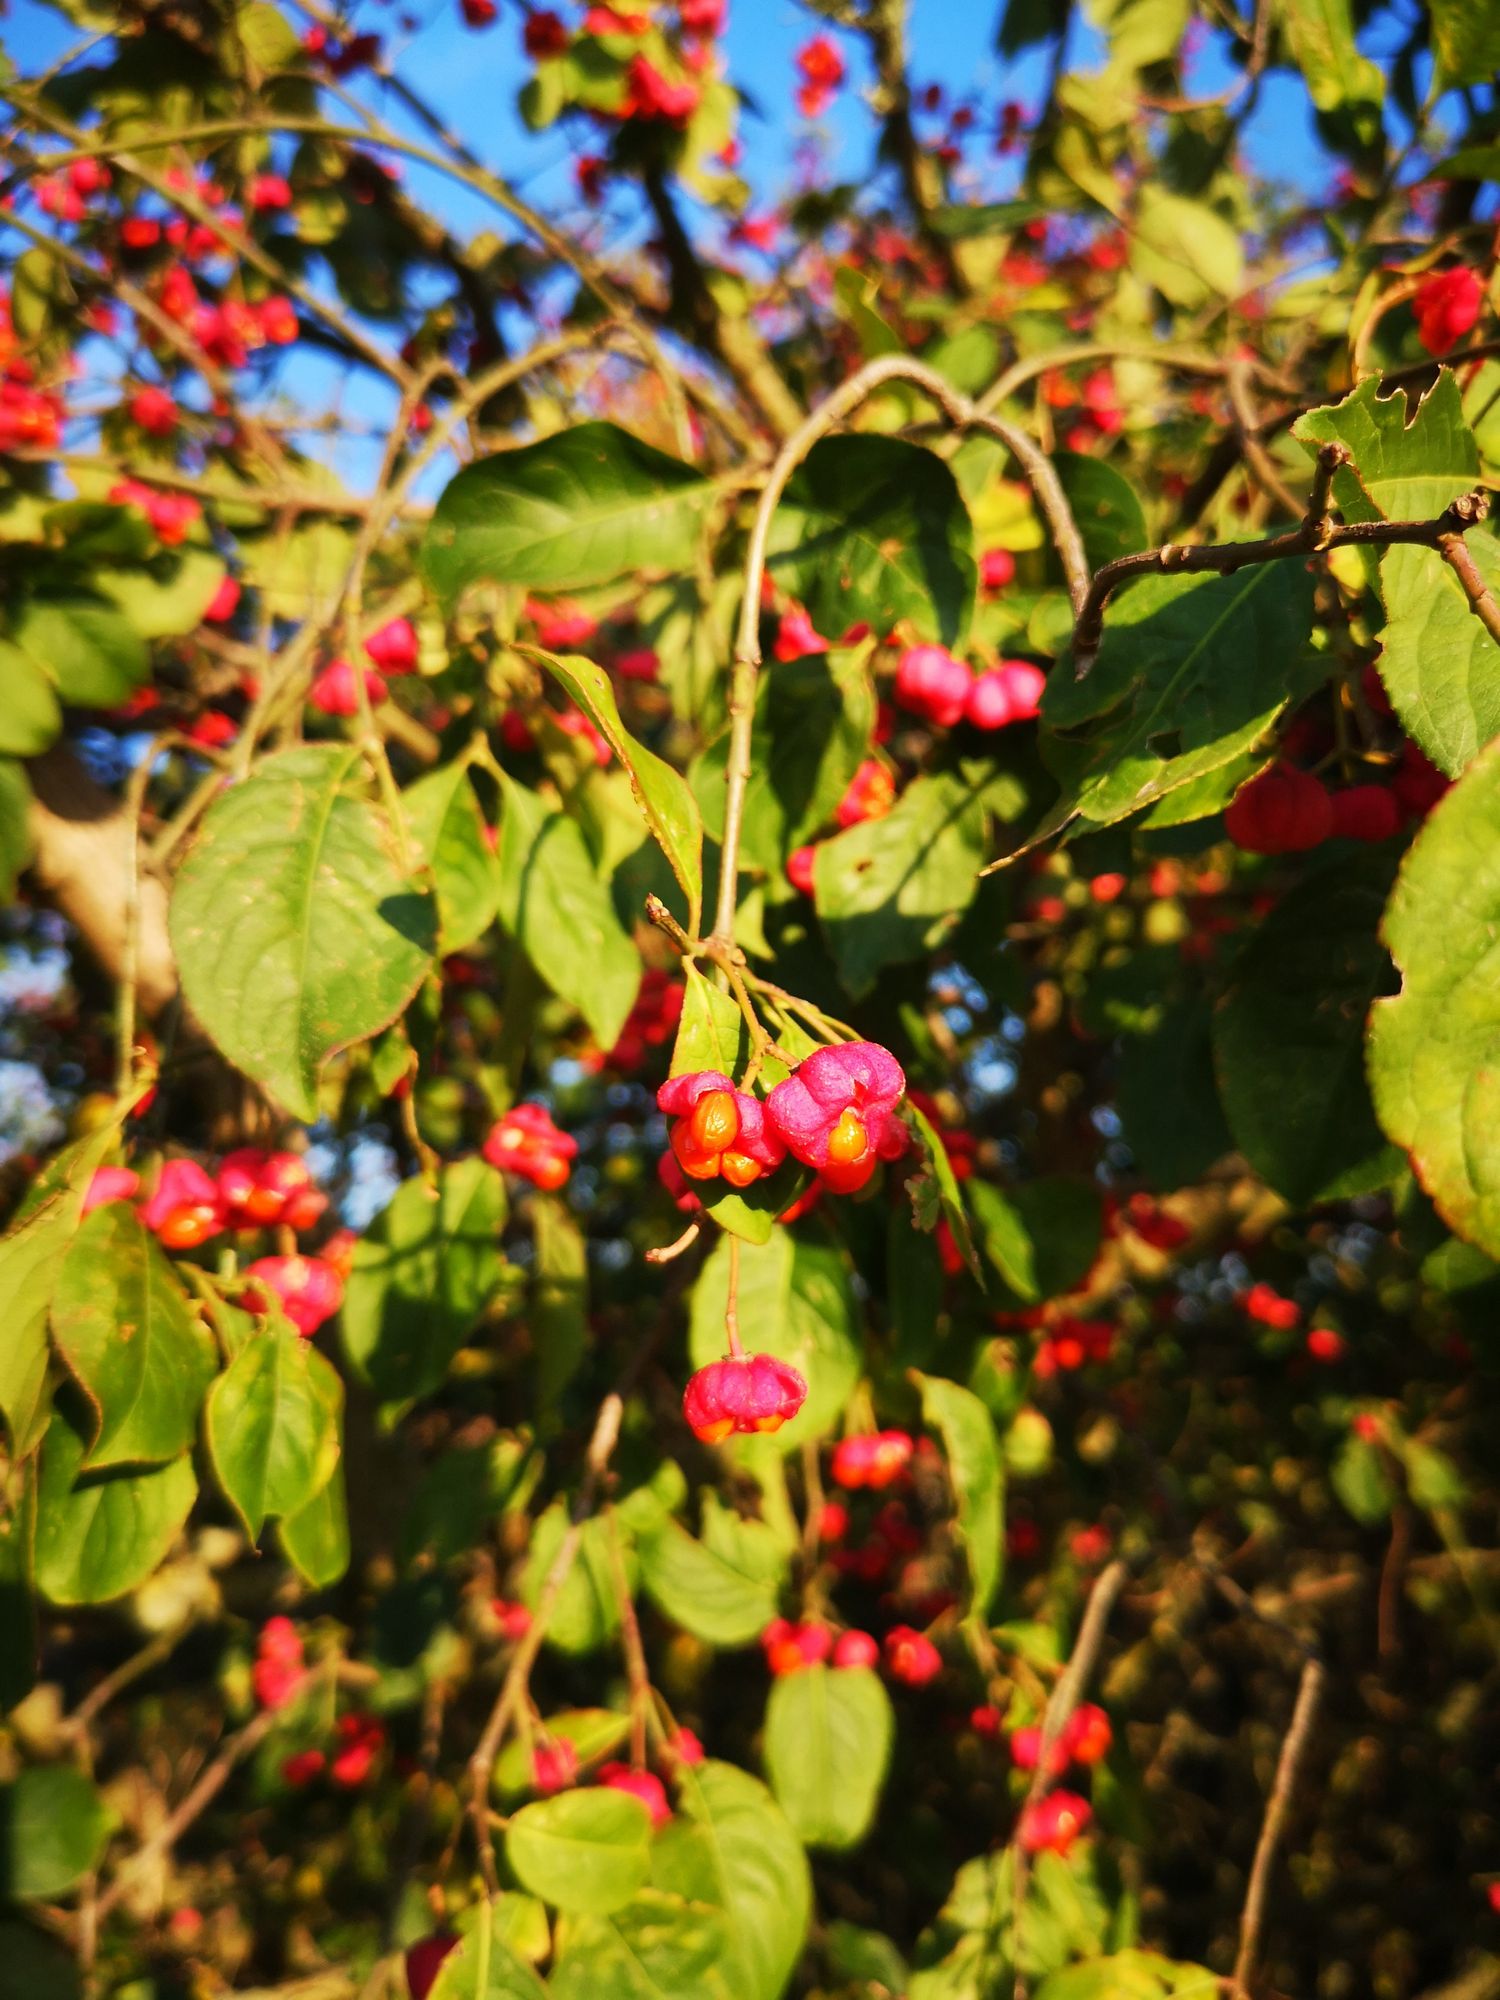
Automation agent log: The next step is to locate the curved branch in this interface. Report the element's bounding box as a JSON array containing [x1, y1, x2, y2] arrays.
[[714, 353, 1091, 945]]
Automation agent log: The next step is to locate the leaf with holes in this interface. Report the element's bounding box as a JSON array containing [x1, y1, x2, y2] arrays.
[[1041, 562, 1316, 832], [766, 436, 976, 650]]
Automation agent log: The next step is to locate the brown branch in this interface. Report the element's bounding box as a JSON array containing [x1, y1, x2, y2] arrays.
[[25, 747, 178, 1018], [1071, 476, 1492, 675], [863, 0, 971, 297], [1011, 1559, 1130, 2000], [715, 352, 1090, 946], [461, 1324, 663, 1879], [1437, 527, 1500, 646], [604, 1506, 653, 1768], [93, 1707, 279, 1923], [641, 164, 800, 442], [1231, 1655, 1327, 1998]]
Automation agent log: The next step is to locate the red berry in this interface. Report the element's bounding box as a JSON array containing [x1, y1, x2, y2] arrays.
[[832, 1630, 879, 1669], [883, 1625, 942, 1686], [1018, 1789, 1091, 1856], [1224, 763, 1334, 855]]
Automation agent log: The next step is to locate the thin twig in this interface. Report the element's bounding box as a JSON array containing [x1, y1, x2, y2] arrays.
[[1071, 482, 1492, 674], [1437, 528, 1500, 646], [93, 1708, 279, 1923], [64, 1632, 182, 1745], [1011, 1559, 1130, 2000], [462, 1326, 662, 1875], [604, 1507, 653, 1768], [1231, 1655, 1327, 1998]]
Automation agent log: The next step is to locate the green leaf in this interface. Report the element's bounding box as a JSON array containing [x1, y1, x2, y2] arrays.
[[0, 639, 63, 756], [1041, 563, 1316, 830], [0, 1766, 116, 1901], [671, 965, 751, 1077], [1378, 530, 1500, 778], [519, 1501, 631, 1655], [92, 545, 227, 639], [421, 421, 712, 601], [404, 762, 500, 955], [1131, 189, 1243, 307], [918, 1374, 1004, 1618], [533, 1192, 588, 1417], [506, 1789, 653, 1916], [763, 1664, 894, 1851], [0, 1122, 120, 1458], [637, 1517, 781, 1649], [1053, 453, 1149, 571], [815, 769, 989, 998], [170, 744, 437, 1119], [427, 1922, 549, 2000], [689, 1228, 860, 1447], [550, 1891, 735, 2000], [1116, 997, 1234, 1188], [766, 436, 977, 650], [1369, 737, 1500, 1258], [342, 1159, 507, 1404], [695, 653, 876, 877], [34, 1413, 196, 1606], [13, 593, 148, 707], [277, 1454, 350, 1587], [969, 1177, 1102, 1304], [1270, 0, 1384, 134], [50, 1204, 216, 1469], [0, 758, 33, 899], [930, 198, 1048, 239], [1035, 1952, 1219, 1999], [1429, 0, 1500, 87], [493, 1711, 631, 1802], [1293, 375, 1479, 527], [1331, 1433, 1395, 1525], [997, 0, 1068, 55], [205, 1322, 342, 1541], [1214, 852, 1400, 1206], [653, 1761, 811, 2000], [0, 1460, 37, 1712], [494, 769, 641, 1050], [905, 1101, 981, 1281], [527, 647, 704, 931]]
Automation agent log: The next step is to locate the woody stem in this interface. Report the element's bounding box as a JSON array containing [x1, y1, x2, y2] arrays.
[[724, 1235, 744, 1358]]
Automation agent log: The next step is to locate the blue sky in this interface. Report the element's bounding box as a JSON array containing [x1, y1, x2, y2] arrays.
[[4, 0, 1476, 494]]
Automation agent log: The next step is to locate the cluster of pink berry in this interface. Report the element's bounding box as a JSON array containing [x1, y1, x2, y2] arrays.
[[309, 617, 421, 717], [85, 1149, 348, 1336], [893, 645, 1046, 733], [481, 1102, 578, 1192], [672, 1043, 909, 1443], [251, 1619, 385, 1788]]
